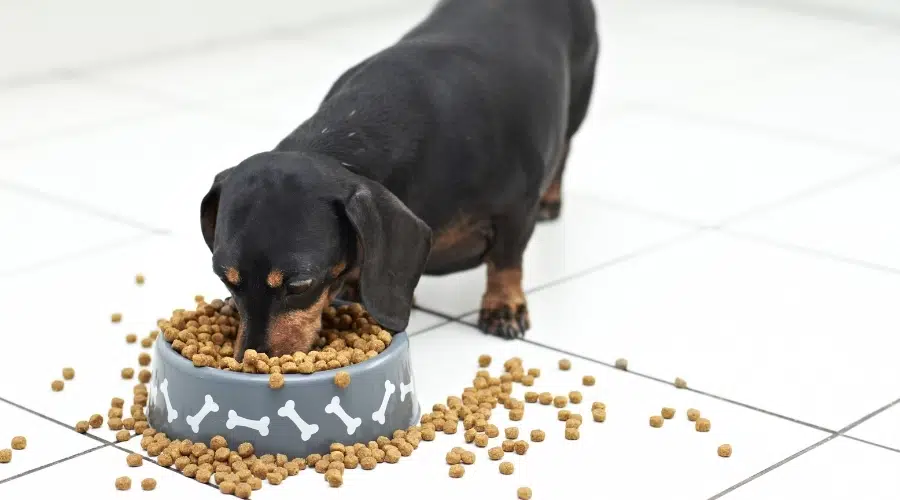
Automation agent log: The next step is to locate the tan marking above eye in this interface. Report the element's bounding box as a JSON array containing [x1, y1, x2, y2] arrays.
[[225, 267, 241, 285], [266, 270, 284, 288]]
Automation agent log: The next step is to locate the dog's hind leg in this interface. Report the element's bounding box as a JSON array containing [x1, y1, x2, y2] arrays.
[[538, 142, 568, 222], [477, 214, 536, 339]]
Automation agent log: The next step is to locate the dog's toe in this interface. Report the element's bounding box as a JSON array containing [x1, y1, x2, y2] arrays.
[[478, 304, 529, 340]]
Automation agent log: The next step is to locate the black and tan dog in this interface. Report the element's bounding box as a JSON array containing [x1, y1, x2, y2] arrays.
[[200, 0, 599, 360]]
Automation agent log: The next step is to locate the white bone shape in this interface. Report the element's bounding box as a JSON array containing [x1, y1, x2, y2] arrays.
[[277, 400, 319, 441], [325, 396, 362, 435], [226, 410, 270, 436], [371, 380, 396, 425], [185, 395, 219, 433], [400, 381, 413, 402], [159, 379, 178, 423], [149, 381, 158, 401]]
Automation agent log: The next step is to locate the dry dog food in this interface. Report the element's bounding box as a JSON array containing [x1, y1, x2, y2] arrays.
[[518, 486, 533, 499], [126, 334, 137, 344], [649, 416, 664, 428], [696, 418, 711, 432], [661, 407, 675, 419], [514, 440, 529, 455], [115, 476, 131, 491], [140, 478, 156, 491], [615, 358, 628, 370], [505, 427, 519, 440], [565, 428, 580, 440], [557, 410, 570, 421], [521, 375, 535, 386], [116, 430, 131, 442], [499, 461, 514, 475], [474, 434, 489, 448], [269, 373, 285, 390], [446, 451, 461, 465], [538, 392, 553, 405], [718, 444, 732, 457], [138, 353, 151, 366], [141, 337, 154, 348], [126, 453, 143, 467], [334, 371, 351, 388], [51, 380, 64, 391], [687, 408, 701, 422], [569, 391, 583, 404], [62, 367, 75, 380], [527, 368, 540, 378], [121, 368, 134, 380], [219, 481, 237, 495], [160, 300, 392, 374], [449, 464, 465, 478], [592, 409, 606, 422], [75, 421, 89, 433], [488, 447, 504, 460], [111, 397, 125, 409], [674, 377, 687, 389], [524, 392, 539, 403], [553, 396, 568, 408], [478, 354, 492, 367], [530, 429, 545, 442], [236, 482, 253, 497], [138, 369, 151, 383], [558, 358, 572, 370], [582, 375, 596, 386], [10, 436, 26, 450], [135, 274, 145, 285], [460, 450, 475, 465], [509, 409, 524, 421], [0, 449, 11, 463], [111, 313, 123, 323]]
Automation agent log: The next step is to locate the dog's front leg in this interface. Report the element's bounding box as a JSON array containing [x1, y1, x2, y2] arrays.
[[477, 215, 535, 339]]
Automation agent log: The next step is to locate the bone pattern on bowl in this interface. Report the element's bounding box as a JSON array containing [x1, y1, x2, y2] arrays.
[[147, 330, 419, 457]]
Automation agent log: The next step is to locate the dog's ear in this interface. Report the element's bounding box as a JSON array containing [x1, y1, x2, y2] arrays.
[[342, 182, 432, 333], [199, 169, 232, 252]]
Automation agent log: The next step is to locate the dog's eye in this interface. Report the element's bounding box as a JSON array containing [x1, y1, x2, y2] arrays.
[[287, 279, 313, 295]]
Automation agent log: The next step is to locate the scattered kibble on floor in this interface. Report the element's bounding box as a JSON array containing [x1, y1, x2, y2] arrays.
[[615, 358, 628, 370], [558, 358, 572, 370], [718, 444, 733, 458], [696, 418, 711, 432], [687, 408, 701, 421], [140, 478, 156, 491], [0, 449, 11, 463], [499, 461, 514, 475], [650, 415, 664, 428], [135, 274, 145, 285], [115, 476, 131, 491], [675, 377, 687, 389], [111, 313, 122, 323], [661, 407, 675, 419], [478, 354, 492, 367], [518, 486, 533, 499], [10, 436, 26, 450]]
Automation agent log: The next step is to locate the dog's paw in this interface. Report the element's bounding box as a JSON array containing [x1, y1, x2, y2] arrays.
[[477, 304, 530, 339], [537, 200, 561, 222]]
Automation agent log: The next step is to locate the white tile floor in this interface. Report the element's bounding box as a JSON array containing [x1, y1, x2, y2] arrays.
[[2, 0, 900, 498]]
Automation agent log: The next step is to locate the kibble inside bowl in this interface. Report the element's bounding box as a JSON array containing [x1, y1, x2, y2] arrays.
[[147, 299, 420, 458]]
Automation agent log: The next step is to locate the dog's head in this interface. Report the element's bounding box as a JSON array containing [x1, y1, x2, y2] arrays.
[[200, 151, 432, 360]]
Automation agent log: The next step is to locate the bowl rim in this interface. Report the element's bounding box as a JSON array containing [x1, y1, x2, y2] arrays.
[[154, 320, 409, 387]]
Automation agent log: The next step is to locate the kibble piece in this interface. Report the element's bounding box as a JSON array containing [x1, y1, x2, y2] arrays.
[[421, 426, 436, 441], [121, 368, 134, 380], [325, 469, 343, 487], [0, 449, 11, 463], [126, 453, 143, 467], [268, 372, 285, 390], [449, 464, 465, 478], [115, 476, 131, 490], [518, 486, 532, 499], [488, 447, 504, 460], [718, 444, 732, 458], [592, 409, 606, 422], [478, 354, 492, 367], [140, 337, 153, 348], [524, 392, 539, 404], [649, 415, 664, 428], [565, 428, 580, 440], [687, 408, 701, 422], [446, 451, 461, 465], [521, 375, 535, 386], [210, 435, 227, 450], [509, 408, 524, 421], [334, 371, 351, 388], [502, 440, 516, 452], [126, 334, 137, 344], [557, 410, 571, 421], [569, 391, 583, 404], [460, 450, 475, 465], [266, 472, 282, 485], [10, 436, 26, 450], [135, 273, 145, 285], [238, 442, 254, 458], [116, 430, 131, 442], [89, 414, 103, 428], [565, 417, 582, 429], [138, 369, 151, 384], [474, 434, 489, 448], [219, 481, 237, 495], [138, 353, 152, 367], [62, 367, 75, 380], [530, 429, 545, 442], [675, 377, 687, 389], [75, 421, 89, 433], [140, 478, 156, 491], [157, 452, 174, 467], [661, 407, 675, 419], [514, 440, 529, 455], [558, 358, 571, 370], [111, 313, 123, 323], [111, 397, 125, 409], [527, 368, 540, 378], [505, 427, 519, 440], [485, 424, 500, 439], [235, 482, 253, 498], [108, 407, 123, 419], [615, 358, 628, 370], [499, 461, 514, 475], [538, 392, 553, 405], [696, 418, 711, 432], [51, 380, 64, 391], [108, 418, 123, 430], [582, 375, 596, 386], [553, 396, 567, 408]]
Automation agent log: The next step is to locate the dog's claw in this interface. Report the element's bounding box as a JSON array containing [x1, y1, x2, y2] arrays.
[[537, 201, 561, 222], [477, 304, 529, 339]]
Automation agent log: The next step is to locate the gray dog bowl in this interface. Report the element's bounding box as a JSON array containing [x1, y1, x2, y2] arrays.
[[147, 329, 420, 457]]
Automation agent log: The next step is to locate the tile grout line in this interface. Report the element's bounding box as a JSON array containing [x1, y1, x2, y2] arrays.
[[0, 443, 111, 486], [708, 396, 900, 499], [0, 395, 118, 448]]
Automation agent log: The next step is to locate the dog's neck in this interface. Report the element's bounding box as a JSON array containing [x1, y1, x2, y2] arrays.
[[272, 88, 427, 185]]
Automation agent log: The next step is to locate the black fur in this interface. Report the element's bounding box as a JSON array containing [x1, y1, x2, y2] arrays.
[[201, 0, 599, 355]]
